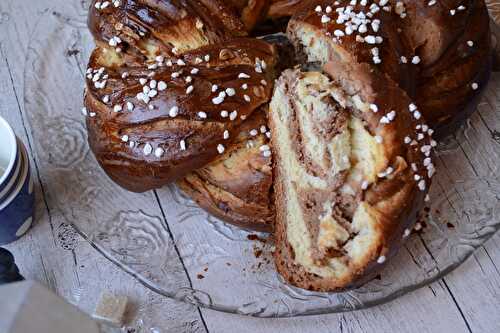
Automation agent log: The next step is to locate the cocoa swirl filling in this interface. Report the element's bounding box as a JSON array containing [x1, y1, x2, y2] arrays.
[[281, 72, 365, 267]]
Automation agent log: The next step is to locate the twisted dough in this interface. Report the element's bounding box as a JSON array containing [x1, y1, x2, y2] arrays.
[[84, 1, 277, 192], [83, 1, 492, 289], [271, 0, 490, 291]]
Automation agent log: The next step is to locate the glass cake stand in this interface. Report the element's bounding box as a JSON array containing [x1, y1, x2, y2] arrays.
[[23, 1, 500, 319]]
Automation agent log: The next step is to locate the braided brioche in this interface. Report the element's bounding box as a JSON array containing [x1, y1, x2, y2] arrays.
[[83, 0, 492, 290], [289, 0, 491, 136], [402, 0, 492, 135], [85, 1, 276, 192]]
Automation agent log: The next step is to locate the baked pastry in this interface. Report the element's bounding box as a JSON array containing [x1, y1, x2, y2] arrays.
[[85, 1, 276, 192], [83, 0, 491, 290], [402, 0, 492, 136], [487, 0, 500, 25], [176, 34, 295, 233], [268, 0, 304, 19], [288, 0, 491, 137], [177, 107, 274, 232], [270, 67, 432, 291], [270, 1, 438, 291]]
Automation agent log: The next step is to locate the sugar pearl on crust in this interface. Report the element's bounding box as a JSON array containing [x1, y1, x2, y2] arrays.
[[259, 145, 270, 152], [229, 110, 238, 121], [180, 140, 186, 150], [154, 147, 164, 158], [418, 180, 426, 191], [217, 144, 225, 154], [212, 91, 226, 105], [143, 143, 153, 156], [127, 102, 134, 111], [157, 81, 167, 91], [321, 15, 331, 24], [169, 106, 179, 117], [377, 256, 386, 264]]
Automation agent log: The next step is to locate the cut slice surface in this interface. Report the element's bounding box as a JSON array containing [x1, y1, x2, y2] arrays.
[[270, 69, 431, 291]]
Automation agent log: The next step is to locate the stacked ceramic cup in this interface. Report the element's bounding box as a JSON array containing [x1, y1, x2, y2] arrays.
[[0, 116, 34, 245]]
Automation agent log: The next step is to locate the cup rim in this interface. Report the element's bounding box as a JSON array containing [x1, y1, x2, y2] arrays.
[[0, 116, 18, 186], [0, 139, 28, 211]]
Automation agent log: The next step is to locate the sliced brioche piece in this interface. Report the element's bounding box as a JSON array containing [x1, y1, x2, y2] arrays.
[[269, 67, 433, 291]]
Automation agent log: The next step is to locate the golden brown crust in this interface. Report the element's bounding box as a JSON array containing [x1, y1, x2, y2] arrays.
[[406, 0, 493, 135], [85, 1, 277, 192], [88, 0, 247, 58], [288, 1, 416, 94], [177, 108, 274, 232], [268, 0, 305, 19], [487, 0, 500, 25], [287, 0, 492, 136]]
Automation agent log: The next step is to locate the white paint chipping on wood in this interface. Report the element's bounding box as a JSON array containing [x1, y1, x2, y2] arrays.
[[0, 0, 499, 332]]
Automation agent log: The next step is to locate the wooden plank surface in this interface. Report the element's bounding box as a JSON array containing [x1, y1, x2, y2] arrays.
[[0, 0, 499, 332]]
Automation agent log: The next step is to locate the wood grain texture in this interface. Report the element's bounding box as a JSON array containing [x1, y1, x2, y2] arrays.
[[0, 0, 499, 332]]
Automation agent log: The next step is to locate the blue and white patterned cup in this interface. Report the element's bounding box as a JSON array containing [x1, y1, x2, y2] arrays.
[[0, 116, 34, 245]]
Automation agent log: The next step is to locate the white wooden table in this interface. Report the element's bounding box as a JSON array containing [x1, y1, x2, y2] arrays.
[[1, 0, 499, 332]]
